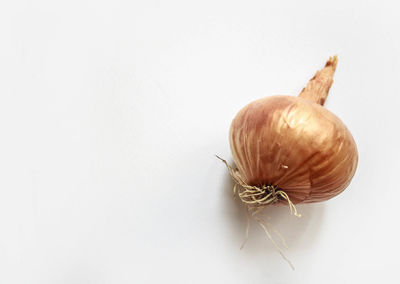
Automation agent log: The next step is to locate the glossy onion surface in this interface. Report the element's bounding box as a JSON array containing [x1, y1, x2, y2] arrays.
[[229, 95, 358, 204]]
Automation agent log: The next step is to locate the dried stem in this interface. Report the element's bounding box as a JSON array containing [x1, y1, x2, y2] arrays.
[[298, 55, 338, 106]]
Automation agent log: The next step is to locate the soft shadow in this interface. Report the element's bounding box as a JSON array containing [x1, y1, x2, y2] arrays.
[[220, 165, 325, 255], [220, 170, 251, 245]]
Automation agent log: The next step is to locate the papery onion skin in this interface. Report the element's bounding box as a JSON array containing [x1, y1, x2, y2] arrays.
[[229, 95, 358, 204]]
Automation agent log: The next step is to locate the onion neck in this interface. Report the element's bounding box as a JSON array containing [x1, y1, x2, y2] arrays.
[[298, 55, 338, 106]]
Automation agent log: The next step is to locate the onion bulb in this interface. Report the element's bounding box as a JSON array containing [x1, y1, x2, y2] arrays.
[[221, 56, 358, 207], [218, 56, 357, 268]]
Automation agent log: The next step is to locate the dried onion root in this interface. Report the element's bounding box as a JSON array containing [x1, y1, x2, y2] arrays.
[[219, 56, 358, 269], [217, 155, 298, 269]]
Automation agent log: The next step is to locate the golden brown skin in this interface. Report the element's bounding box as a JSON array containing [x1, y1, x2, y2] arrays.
[[229, 57, 358, 204], [229, 96, 358, 204]]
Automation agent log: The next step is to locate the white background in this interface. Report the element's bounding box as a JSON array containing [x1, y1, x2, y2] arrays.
[[1, 0, 399, 283]]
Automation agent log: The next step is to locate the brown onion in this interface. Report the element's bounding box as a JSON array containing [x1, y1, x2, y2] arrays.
[[228, 56, 358, 205]]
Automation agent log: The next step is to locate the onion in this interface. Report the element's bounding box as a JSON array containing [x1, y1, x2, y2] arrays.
[[223, 56, 358, 206], [218, 57, 358, 267]]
